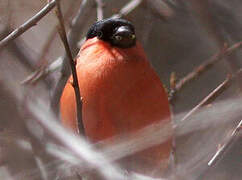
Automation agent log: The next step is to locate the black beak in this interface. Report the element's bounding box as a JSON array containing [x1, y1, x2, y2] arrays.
[[114, 26, 134, 38]]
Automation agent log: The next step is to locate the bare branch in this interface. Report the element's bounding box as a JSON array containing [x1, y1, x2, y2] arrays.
[[145, 0, 174, 19], [112, 0, 143, 18], [22, 0, 80, 85], [51, 0, 96, 115], [21, 57, 63, 85], [208, 119, 242, 166], [0, 0, 56, 49], [95, 0, 104, 21], [169, 41, 242, 102], [188, 0, 241, 73], [181, 69, 242, 122], [55, 0, 84, 134], [180, 77, 230, 122]]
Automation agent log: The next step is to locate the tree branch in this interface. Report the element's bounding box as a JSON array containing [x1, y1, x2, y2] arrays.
[[208, 119, 242, 166], [51, 0, 96, 115], [55, 0, 84, 134], [180, 69, 242, 122], [0, 0, 56, 49], [145, 0, 174, 20], [169, 41, 242, 102], [95, 0, 104, 21]]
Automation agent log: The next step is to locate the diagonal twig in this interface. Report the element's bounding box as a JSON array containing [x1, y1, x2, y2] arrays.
[[55, 0, 84, 134], [22, 0, 80, 85], [180, 69, 242, 122], [0, 0, 56, 49], [169, 41, 242, 102], [208, 119, 242, 166]]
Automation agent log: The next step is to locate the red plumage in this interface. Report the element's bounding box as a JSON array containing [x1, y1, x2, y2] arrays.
[[60, 36, 172, 177]]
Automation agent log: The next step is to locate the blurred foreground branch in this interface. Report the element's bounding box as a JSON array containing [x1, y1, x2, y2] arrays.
[[95, 0, 104, 21]]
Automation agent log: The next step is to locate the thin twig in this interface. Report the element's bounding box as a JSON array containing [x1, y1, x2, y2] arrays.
[[21, 57, 63, 85], [169, 41, 242, 102], [95, 0, 104, 21], [51, 0, 96, 115], [181, 69, 242, 122], [181, 77, 230, 122], [208, 119, 242, 166], [188, 0, 241, 73], [0, 0, 56, 49], [55, 0, 84, 134], [22, 0, 79, 85]]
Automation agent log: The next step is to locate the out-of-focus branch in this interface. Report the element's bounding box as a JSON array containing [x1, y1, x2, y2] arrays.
[[0, 0, 56, 49], [112, 0, 143, 18], [208, 119, 242, 166], [95, 0, 104, 21], [55, 0, 84, 134], [145, 0, 174, 19], [21, 57, 63, 85], [0, 27, 36, 70], [169, 41, 242, 102]]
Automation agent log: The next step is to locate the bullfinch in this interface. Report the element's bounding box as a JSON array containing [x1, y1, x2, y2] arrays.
[[60, 18, 172, 178]]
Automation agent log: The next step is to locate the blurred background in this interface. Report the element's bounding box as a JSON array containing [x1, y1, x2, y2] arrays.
[[0, 0, 241, 179]]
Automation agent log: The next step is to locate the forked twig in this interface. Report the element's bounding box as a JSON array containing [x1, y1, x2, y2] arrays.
[[55, 0, 84, 134], [0, 0, 56, 49]]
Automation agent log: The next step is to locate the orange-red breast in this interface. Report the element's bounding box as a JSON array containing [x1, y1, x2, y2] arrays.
[[60, 18, 172, 178]]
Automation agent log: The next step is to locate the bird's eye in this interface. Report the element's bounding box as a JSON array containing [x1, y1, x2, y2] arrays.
[[97, 31, 103, 38], [130, 34, 136, 40], [115, 35, 122, 41]]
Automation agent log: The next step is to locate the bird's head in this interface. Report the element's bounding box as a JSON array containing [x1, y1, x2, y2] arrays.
[[86, 18, 136, 48]]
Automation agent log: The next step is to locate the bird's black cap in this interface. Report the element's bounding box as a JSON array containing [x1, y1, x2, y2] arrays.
[[86, 18, 136, 48]]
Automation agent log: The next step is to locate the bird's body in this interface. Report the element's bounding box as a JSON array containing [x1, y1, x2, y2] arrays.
[[60, 18, 172, 178]]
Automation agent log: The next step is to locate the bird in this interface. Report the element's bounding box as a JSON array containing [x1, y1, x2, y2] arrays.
[[60, 18, 172, 178]]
